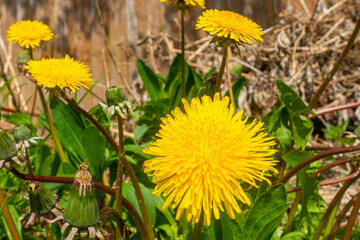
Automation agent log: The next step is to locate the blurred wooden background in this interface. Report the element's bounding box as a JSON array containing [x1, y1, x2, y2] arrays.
[[0, 0, 318, 111]]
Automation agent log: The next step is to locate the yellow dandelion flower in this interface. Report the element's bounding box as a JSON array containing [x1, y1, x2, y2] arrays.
[[7, 20, 54, 49], [161, 0, 205, 9], [144, 93, 277, 226], [196, 9, 263, 44], [25, 55, 93, 92]]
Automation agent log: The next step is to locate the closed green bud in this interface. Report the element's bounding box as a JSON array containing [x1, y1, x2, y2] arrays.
[[14, 125, 31, 143], [105, 86, 125, 106], [0, 129, 17, 160]]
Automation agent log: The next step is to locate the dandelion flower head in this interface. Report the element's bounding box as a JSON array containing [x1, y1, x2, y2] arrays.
[[161, 0, 205, 9], [196, 9, 263, 44], [7, 20, 53, 49], [25, 55, 93, 92], [144, 93, 277, 226]]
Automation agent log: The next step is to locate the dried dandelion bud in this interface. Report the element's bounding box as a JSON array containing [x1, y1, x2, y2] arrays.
[[60, 161, 105, 240], [21, 181, 63, 228]]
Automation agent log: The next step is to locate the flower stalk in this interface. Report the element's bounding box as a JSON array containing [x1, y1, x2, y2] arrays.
[[215, 45, 228, 93], [0, 187, 21, 240], [37, 87, 67, 163], [116, 115, 124, 216], [190, 213, 203, 240], [181, 9, 186, 98]]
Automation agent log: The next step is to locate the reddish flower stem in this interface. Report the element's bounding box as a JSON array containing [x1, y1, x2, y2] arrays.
[[308, 102, 360, 119], [313, 173, 360, 240], [328, 192, 360, 240], [286, 170, 360, 193], [306, 145, 337, 151], [311, 157, 353, 178], [279, 145, 360, 184]]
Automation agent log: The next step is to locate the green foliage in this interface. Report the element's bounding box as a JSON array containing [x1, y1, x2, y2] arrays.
[[323, 120, 354, 145]]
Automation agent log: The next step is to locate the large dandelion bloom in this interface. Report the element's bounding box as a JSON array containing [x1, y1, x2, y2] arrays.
[[196, 9, 263, 44], [161, 0, 205, 9], [144, 94, 277, 226], [25, 55, 93, 92], [7, 20, 53, 49]]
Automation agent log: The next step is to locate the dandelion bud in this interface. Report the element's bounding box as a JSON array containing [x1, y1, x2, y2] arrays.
[[101, 86, 133, 119], [13, 125, 42, 150], [13, 125, 31, 143], [105, 86, 125, 106], [21, 181, 63, 228]]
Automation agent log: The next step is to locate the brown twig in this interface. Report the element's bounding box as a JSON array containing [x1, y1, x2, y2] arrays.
[[0, 57, 20, 112], [342, 190, 360, 240], [308, 16, 360, 110], [1, 105, 39, 116]]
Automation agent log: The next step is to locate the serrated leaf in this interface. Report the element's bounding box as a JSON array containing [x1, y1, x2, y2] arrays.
[[277, 80, 314, 117]]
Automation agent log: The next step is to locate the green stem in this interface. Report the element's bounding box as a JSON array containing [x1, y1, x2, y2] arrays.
[[181, 9, 186, 99], [342, 193, 360, 240], [44, 222, 54, 240], [115, 115, 124, 234], [60, 93, 154, 240], [191, 213, 203, 240], [215, 46, 228, 93], [312, 173, 360, 240], [0, 187, 21, 240], [37, 87, 67, 163], [284, 190, 302, 234], [308, 16, 360, 110]]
